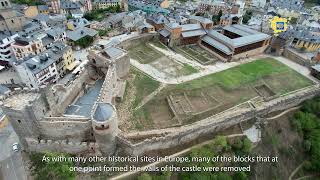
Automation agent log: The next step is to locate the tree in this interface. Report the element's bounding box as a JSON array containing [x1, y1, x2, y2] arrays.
[[242, 138, 252, 154], [74, 36, 94, 48], [242, 11, 253, 24], [29, 152, 75, 180], [138, 173, 152, 180], [233, 172, 248, 180], [212, 10, 223, 24]]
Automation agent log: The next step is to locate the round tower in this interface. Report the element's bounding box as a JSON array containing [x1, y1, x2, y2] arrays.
[[92, 103, 118, 155]]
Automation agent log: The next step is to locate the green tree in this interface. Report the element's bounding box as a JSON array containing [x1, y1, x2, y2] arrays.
[[242, 138, 252, 154], [29, 152, 75, 180], [233, 172, 248, 180], [242, 11, 253, 24], [138, 173, 152, 180], [212, 10, 223, 24], [74, 36, 94, 48]]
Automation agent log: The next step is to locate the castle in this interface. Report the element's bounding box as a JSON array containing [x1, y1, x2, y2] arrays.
[[0, 44, 130, 155]]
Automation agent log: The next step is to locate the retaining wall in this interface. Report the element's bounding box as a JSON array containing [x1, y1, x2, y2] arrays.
[[118, 85, 320, 156], [26, 138, 99, 154]]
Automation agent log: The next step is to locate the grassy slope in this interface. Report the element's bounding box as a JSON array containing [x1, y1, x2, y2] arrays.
[[131, 68, 160, 108]]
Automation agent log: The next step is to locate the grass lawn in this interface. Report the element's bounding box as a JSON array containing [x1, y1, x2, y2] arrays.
[[180, 63, 199, 75], [174, 58, 313, 92], [175, 45, 217, 65], [149, 39, 168, 50], [118, 67, 160, 130], [131, 68, 160, 108], [127, 41, 164, 64], [132, 58, 314, 130]]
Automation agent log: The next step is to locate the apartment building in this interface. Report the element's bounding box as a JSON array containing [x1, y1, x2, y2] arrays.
[[0, 33, 18, 64], [11, 37, 45, 61], [15, 43, 75, 88]]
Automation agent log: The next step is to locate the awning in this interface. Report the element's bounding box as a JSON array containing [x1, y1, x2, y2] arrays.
[[66, 62, 77, 71]]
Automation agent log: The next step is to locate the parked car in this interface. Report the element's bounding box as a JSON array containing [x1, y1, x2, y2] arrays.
[[12, 143, 20, 152]]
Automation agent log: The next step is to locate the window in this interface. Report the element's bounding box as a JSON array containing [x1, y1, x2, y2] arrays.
[[17, 120, 21, 123], [11, 19, 14, 24]]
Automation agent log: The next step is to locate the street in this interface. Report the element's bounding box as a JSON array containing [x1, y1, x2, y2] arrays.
[[0, 123, 27, 180]]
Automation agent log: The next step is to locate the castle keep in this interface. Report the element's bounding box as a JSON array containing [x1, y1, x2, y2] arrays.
[[0, 45, 130, 155]]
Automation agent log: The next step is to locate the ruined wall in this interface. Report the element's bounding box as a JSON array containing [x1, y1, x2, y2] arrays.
[[283, 48, 314, 67], [38, 117, 94, 142], [26, 138, 100, 154], [119, 85, 320, 156], [119, 34, 159, 50], [45, 69, 90, 116]]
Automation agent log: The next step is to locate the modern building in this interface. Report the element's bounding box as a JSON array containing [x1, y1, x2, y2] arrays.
[[200, 24, 271, 62]]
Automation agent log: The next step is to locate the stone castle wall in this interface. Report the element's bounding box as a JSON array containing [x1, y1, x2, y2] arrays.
[[118, 85, 320, 156], [38, 118, 94, 142], [26, 138, 100, 154], [283, 48, 314, 67]]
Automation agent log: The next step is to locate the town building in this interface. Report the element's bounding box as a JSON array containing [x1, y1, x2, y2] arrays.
[[14, 43, 75, 88], [198, 0, 231, 15], [38, 5, 50, 14], [219, 14, 241, 26], [0, 32, 18, 65], [11, 36, 45, 61], [128, 0, 169, 14], [44, 0, 61, 14], [23, 6, 39, 18], [60, 0, 84, 15], [311, 64, 320, 80], [92, 0, 120, 10], [0, 0, 27, 33], [159, 22, 209, 46], [146, 13, 169, 31]]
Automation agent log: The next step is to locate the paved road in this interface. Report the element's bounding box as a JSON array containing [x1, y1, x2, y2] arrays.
[[0, 123, 27, 180]]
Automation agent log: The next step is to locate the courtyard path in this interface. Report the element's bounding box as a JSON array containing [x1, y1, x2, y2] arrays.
[[271, 55, 320, 84], [134, 83, 167, 111], [131, 54, 266, 85]]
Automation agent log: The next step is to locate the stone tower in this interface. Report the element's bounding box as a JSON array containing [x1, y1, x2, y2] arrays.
[[91, 103, 118, 155]]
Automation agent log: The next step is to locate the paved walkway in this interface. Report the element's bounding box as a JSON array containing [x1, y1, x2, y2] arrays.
[[271, 56, 319, 83]]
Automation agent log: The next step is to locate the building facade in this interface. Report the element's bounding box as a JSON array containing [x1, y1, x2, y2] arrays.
[[11, 37, 45, 61]]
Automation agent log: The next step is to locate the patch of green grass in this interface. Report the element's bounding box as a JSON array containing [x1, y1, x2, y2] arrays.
[[128, 41, 164, 64], [132, 68, 160, 108], [176, 45, 216, 64], [175, 58, 313, 92], [149, 39, 168, 50], [180, 63, 199, 75], [133, 107, 154, 130]]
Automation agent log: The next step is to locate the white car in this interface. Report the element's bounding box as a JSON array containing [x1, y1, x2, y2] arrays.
[[12, 143, 20, 152]]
